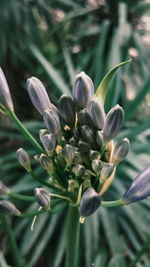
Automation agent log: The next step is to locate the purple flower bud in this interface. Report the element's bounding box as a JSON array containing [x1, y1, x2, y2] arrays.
[[122, 164, 150, 204], [112, 138, 130, 165], [100, 163, 114, 183], [43, 109, 61, 136], [42, 133, 56, 155], [81, 125, 95, 145], [73, 72, 94, 110], [58, 94, 76, 126], [62, 144, 74, 166], [16, 148, 31, 172], [103, 104, 124, 142], [87, 98, 105, 130], [78, 109, 93, 126], [0, 68, 14, 111], [92, 159, 102, 175], [0, 200, 20, 215], [34, 188, 50, 207], [39, 154, 53, 174], [80, 187, 101, 217], [0, 181, 10, 195], [27, 77, 52, 115], [73, 164, 85, 177]]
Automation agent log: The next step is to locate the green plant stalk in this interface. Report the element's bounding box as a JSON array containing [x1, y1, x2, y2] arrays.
[[65, 206, 80, 267], [9, 191, 35, 202], [129, 237, 150, 267], [29, 170, 53, 188], [8, 110, 44, 153], [0, 215, 25, 267], [101, 199, 125, 207], [19, 208, 46, 218]]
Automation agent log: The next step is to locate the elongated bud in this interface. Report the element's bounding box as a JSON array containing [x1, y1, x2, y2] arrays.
[[27, 77, 52, 115], [0, 68, 14, 112], [73, 152, 82, 165], [73, 164, 85, 177], [34, 188, 50, 207], [0, 181, 10, 194], [81, 125, 95, 145], [39, 154, 53, 174], [62, 144, 74, 166], [80, 187, 101, 217], [103, 105, 124, 142], [78, 109, 92, 126], [39, 129, 48, 143], [92, 159, 102, 175], [121, 164, 150, 204], [16, 148, 31, 172], [42, 134, 56, 155], [78, 140, 91, 152], [58, 94, 76, 126], [68, 180, 79, 192], [43, 109, 61, 136], [112, 138, 130, 165], [96, 131, 103, 147], [89, 150, 100, 160], [73, 72, 94, 110], [100, 163, 114, 183], [0, 200, 20, 215], [88, 98, 105, 129]]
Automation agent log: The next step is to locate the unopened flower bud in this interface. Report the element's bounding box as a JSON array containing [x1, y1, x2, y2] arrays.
[[34, 188, 50, 207], [100, 163, 114, 183], [16, 148, 31, 172], [80, 187, 101, 217], [88, 98, 105, 129], [73, 152, 82, 164], [68, 180, 79, 192], [62, 144, 74, 166], [96, 131, 103, 147], [0, 68, 14, 112], [27, 77, 52, 115], [81, 125, 95, 145], [43, 109, 61, 136], [78, 140, 91, 152], [39, 154, 53, 174], [78, 109, 93, 126], [39, 129, 48, 143], [0, 200, 20, 215], [82, 171, 91, 180], [112, 138, 130, 165], [58, 94, 76, 126], [92, 159, 102, 175], [73, 72, 94, 110], [0, 181, 10, 194], [103, 104, 124, 142], [73, 164, 85, 177], [89, 150, 100, 160], [121, 164, 150, 204], [83, 179, 91, 190], [69, 137, 77, 146], [42, 134, 56, 155]]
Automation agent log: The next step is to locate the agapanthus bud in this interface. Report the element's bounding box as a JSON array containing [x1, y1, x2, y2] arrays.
[[81, 125, 95, 145], [27, 77, 52, 115], [39, 129, 48, 143], [73, 152, 82, 165], [103, 104, 124, 142], [69, 137, 77, 146], [42, 134, 56, 155], [0, 181, 10, 194], [100, 163, 114, 183], [96, 131, 103, 147], [89, 150, 100, 160], [121, 164, 150, 204], [78, 140, 91, 152], [73, 164, 85, 177], [73, 72, 94, 110], [0, 68, 14, 111], [58, 94, 76, 126], [112, 138, 130, 165], [0, 200, 20, 215], [68, 180, 79, 192], [83, 179, 91, 190], [80, 187, 101, 217], [16, 148, 31, 172], [39, 154, 53, 174], [62, 144, 74, 166], [82, 171, 91, 180], [87, 98, 105, 129], [34, 188, 50, 207], [78, 109, 92, 126], [92, 159, 102, 175], [43, 109, 61, 136]]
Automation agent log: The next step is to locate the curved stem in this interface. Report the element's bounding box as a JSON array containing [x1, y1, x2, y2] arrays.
[[50, 193, 71, 202], [19, 208, 46, 218], [9, 191, 35, 202], [101, 199, 125, 207], [8, 110, 44, 154]]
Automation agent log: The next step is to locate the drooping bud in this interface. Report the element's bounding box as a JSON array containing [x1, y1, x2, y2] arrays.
[[0, 181, 10, 194], [73, 72, 94, 110], [58, 94, 76, 126], [42, 133, 56, 155], [39, 154, 53, 174], [112, 138, 130, 165], [68, 180, 79, 192], [34, 188, 50, 208], [89, 150, 100, 160], [96, 131, 103, 147], [100, 163, 114, 183], [0, 200, 20, 215], [0, 68, 14, 112], [16, 148, 31, 172], [92, 159, 102, 175], [78, 109, 93, 126], [103, 105, 124, 142], [81, 125, 95, 145], [43, 109, 61, 136], [121, 164, 150, 204], [27, 77, 52, 115], [80, 187, 101, 217], [62, 144, 74, 166], [73, 164, 85, 177], [39, 129, 48, 143], [87, 98, 105, 129]]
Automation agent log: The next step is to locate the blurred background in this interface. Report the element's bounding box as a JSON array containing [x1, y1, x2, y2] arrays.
[[0, 0, 150, 266]]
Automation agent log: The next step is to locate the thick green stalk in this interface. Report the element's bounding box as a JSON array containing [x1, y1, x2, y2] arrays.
[[65, 206, 80, 267], [0, 215, 25, 267], [9, 191, 35, 202], [101, 199, 124, 207], [8, 110, 44, 153]]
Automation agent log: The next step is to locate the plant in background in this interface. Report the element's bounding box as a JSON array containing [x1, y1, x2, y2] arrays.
[[0, 60, 150, 267]]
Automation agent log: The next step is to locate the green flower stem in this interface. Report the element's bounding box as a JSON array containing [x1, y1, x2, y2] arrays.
[[101, 199, 125, 207], [29, 170, 52, 188], [129, 237, 150, 267], [0, 215, 25, 267], [9, 191, 35, 202], [19, 208, 46, 218], [65, 206, 80, 267], [8, 110, 44, 153], [50, 193, 71, 202]]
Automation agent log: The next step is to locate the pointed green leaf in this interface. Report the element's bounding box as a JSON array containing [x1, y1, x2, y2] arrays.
[[95, 59, 132, 103]]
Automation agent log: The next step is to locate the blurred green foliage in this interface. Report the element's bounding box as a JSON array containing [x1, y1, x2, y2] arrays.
[[0, 0, 150, 267]]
